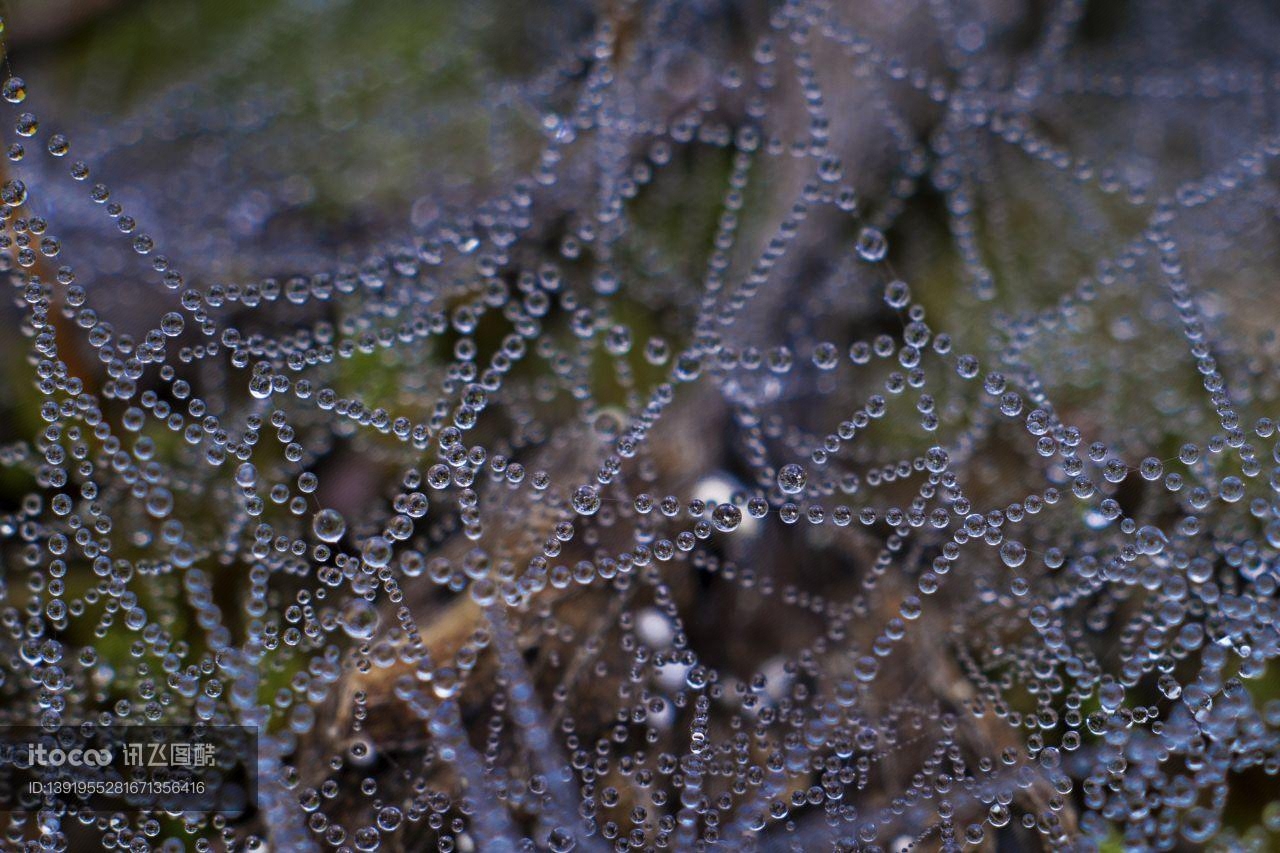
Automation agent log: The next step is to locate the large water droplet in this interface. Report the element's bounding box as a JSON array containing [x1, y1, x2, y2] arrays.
[[313, 508, 347, 543]]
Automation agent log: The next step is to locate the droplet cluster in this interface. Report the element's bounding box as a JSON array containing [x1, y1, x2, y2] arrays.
[[1, 1, 1280, 850]]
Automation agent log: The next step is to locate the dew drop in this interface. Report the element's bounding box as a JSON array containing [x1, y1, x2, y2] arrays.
[[855, 227, 888, 262], [313, 508, 347, 543], [1, 76, 24, 103], [339, 600, 379, 640], [999, 540, 1026, 568], [711, 503, 741, 532], [777, 463, 807, 495], [571, 485, 601, 516]]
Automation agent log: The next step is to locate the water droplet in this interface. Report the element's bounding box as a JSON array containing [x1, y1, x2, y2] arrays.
[[1, 77, 24, 103], [548, 827, 577, 853], [1220, 476, 1245, 503], [855, 227, 888, 262], [313, 508, 347, 543], [362, 536, 393, 568], [711, 503, 741, 532], [777, 463, 807, 495], [339, 600, 379, 640], [1135, 525, 1167, 555], [1, 179, 26, 206], [571, 485, 601, 516], [999, 540, 1026, 568]]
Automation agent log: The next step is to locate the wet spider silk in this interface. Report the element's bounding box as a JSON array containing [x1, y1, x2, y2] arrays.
[[1, 0, 1280, 849]]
